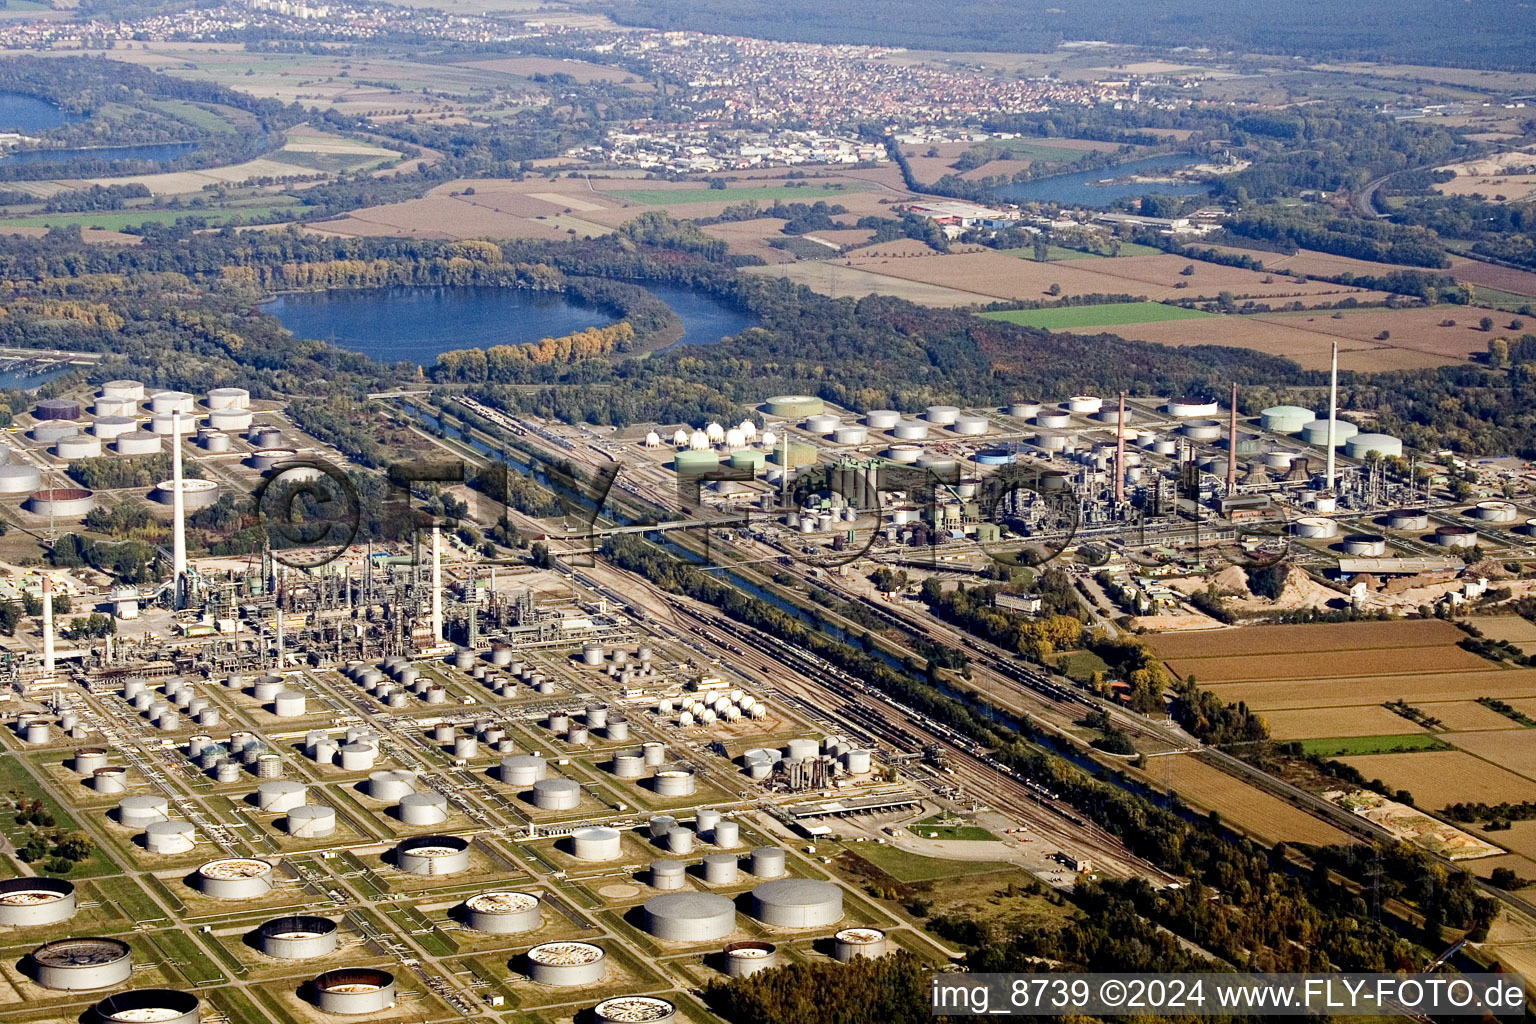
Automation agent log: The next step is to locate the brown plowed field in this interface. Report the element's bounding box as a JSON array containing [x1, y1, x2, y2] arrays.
[[1196, 244, 1443, 280], [1145, 619, 1465, 659], [1250, 305, 1516, 360], [1158, 755, 1352, 845], [1206, 670, 1536, 711], [1419, 701, 1524, 732], [1340, 750, 1536, 806], [1166, 645, 1488, 684], [1450, 258, 1536, 298], [1448, 730, 1536, 782]]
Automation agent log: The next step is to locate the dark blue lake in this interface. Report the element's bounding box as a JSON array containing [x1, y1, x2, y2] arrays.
[[0, 141, 198, 166], [260, 283, 757, 363], [0, 91, 81, 134], [993, 153, 1215, 207]]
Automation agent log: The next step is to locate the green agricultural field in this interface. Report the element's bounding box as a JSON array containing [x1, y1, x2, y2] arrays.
[[602, 184, 868, 205], [1298, 734, 1451, 756], [979, 302, 1214, 330], [990, 140, 1096, 163], [144, 99, 237, 134], [1002, 243, 1103, 261], [851, 842, 1014, 882], [908, 815, 998, 842], [1056, 649, 1111, 683]]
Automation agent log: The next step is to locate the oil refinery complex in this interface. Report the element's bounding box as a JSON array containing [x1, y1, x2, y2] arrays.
[[0, 362, 1529, 1024]]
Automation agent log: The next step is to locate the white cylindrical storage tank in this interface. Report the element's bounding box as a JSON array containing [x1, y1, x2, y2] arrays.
[[804, 413, 840, 434], [748, 847, 786, 878], [118, 795, 169, 828], [1008, 400, 1042, 419], [149, 391, 194, 414], [0, 878, 76, 926], [196, 858, 275, 899], [73, 748, 109, 774], [100, 380, 144, 401], [1292, 516, 1339, 539], [525, 942, 607, 986], [951, 415, 989, 436], [712, 820, 740, 848], [1300, 419, 1358, 447], [650, 859, 686, 890], [924, 405, 959, 425], [286, 805, 336, 838], [207, 387, 250, 410], [1262, 451, 1294, 470], [28, 936, 133, 990], [1180, 419, 1223, 441], [24, 720, 51, 744], [30, 420, 80, 444], [531, 778, 581, 810], [256, 780, 307, 813], [398, 792, 449, 825], [1346, 433, 1403, 459], [1472, 500, 1518, 523], [152, 478, 219, 509], [891, 420, 929, 440], [396, 835, 469, 875], [272, 691, 306, 718], [665, 827, 694, 855], [1033, 431, 1067, 452], [1093, 406, 1130, 425], [55, 433, 102, 459], [252, 679, 283, 702], [1342, 533, 1388, 557], [367, 770, 416, 802], [453, 736, 479, 759], [702, 853, 739, 885], [92, 767, 128, 793], [884, 444, 921, 463], [571, 826, 622, 861], [93, 990, 198, 1024], [1433, 525, 1478, 548], [723, 940, 778, 978], [1387, 508, 1428, 531], [0, 464, 40, 493], [696, 807, 722, 833], [613, 752, 645, 779], [143, 820, 196, 855], [593, 996, 677, 1024], [500, 755, 546, 786], [642, 742, 666, 766], [865, 410, 901, 430], [786, 738, 818, 760], [832, 927, 890, 961], [1166, 396, 1218, 418], [338, 743, 376, 770], [310, 968, 396, 1015], [642, 892, 735, 941], [201, 431, 231, 453], [114, 430, 161, 456], [832, 425, 868, 444], [464, 890, 542, 934], [253, 915, 339, 959], [652, 768, 696, 797], [843, 749, 873, 775], [1260, 405, 1314, 433], [1035, 409, 1071, 428], [91, 415, 138, 440], [750, 878, 844, 928]]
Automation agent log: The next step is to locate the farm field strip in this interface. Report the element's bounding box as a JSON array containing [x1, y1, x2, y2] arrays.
[[1206, 670, 1536, 710], [1296, 734, 1450, 756], [598, 184, 871, 205], [1156, 754, 1353, 846], [1163, 644, 1489, 683], [1145, 619, 1466, 658], [978, 301, 1213, 329], [1262, 705, 1427, 741], [1339, 750, 1536, 807]]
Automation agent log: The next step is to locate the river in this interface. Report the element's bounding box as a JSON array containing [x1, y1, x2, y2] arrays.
[[260, 283, 757, 364]]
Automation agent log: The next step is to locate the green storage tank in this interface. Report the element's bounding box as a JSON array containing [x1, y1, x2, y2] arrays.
[[764, 395, 824, 418], [771, 442, 818, 468], [728, 449, 766, 473], [674, 450, 722, 476]]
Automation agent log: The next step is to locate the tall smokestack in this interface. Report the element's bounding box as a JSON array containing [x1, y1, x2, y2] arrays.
[[1326, 339, 1338, 492], [1227, 382, 1238, 495], [275, 566, 284, 669], [171, 411, 186, 608], [41, 576, 53, 677], [1114, 391, 1126, 504], [431, 525, 443, 641]]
